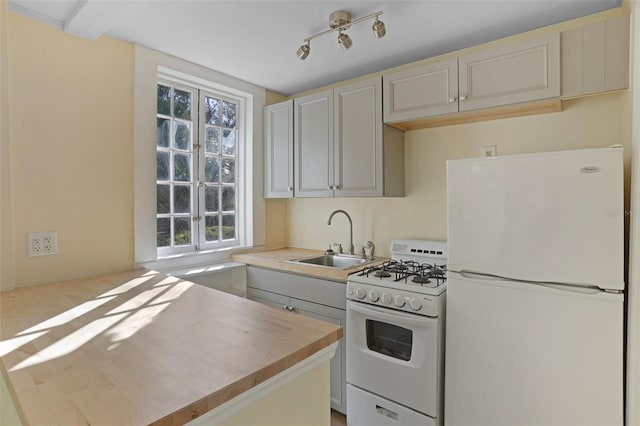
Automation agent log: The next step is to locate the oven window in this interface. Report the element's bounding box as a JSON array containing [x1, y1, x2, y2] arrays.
[[366, 319, 413, 361]]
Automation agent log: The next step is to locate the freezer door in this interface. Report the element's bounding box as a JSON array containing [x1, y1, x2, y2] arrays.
[[444, 272, 623, 426], [447, 147, 624, 290]]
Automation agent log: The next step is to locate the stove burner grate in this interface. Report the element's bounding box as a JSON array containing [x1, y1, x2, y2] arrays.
[[358, 260, 447, 287]]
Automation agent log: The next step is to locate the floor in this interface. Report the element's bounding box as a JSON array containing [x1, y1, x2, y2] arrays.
[[331, 409, 347, 426]]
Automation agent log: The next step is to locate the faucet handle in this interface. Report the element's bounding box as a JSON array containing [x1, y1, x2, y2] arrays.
[[365, 241, 375, 260], [332, 242, 343, 254], [324, 245, 335, 255]]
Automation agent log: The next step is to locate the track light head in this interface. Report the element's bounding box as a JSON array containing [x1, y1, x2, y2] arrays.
[[297, 43, 310, 60], [338, 31, 352, 50], [372, 17, 386, 38]]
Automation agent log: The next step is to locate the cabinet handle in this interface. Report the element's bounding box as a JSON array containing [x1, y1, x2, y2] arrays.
[[287, 186, 293, 192], [448, 97, 456, 103], [460, 95, 467, 101], [282, 305, 288, 311]]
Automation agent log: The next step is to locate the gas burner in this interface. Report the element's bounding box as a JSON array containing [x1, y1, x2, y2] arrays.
[[374, 270, 391, 278], [412, 275, 431, 284]]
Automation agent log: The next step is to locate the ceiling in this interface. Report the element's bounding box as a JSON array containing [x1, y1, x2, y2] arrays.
[[9, 0, 622, 96]]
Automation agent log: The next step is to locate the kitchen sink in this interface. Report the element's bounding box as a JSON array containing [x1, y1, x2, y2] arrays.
[[290, 254, 374, 269]]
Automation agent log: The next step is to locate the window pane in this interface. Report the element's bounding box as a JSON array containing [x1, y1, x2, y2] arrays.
[[157, 85, 170, 115], [157, 184, 170, 214], [223, 101, 236, 128], [157, 151, 169, 181], [222, 129, 236, 156], [205, 215, 219, 242], [157, 218, 170, 247], [205, 156, 220, 183], [222, 214, 235, 240], [157, 118, 170, 148], [222, 186, 235, 211], [205, 126, 220, 154], [173, 121, 191, 150], [205, 97, 221, 125], [174, 217, 191, 246], [173, 89, 191, 120], [205, 186, 219, 212], [174, 153, 191, 182], [174, 185, 191, 213], [221, 158, 235, 183]]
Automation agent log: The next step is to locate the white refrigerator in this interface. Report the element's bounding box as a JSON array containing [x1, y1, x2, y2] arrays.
[[445, 147, 624, 426]]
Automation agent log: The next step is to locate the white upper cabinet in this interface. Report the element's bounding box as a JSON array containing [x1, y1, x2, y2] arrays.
[[294, 89, 334, 198], [334, 78, 382, 197], [383, 58, 459, 123], [295, 77, 404, 198], [561, 14, 630, 98], [264, 100, 293, 198], [458, 33, 560, 111]]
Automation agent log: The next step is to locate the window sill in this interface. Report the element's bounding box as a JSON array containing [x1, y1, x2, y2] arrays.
[[136, 245, 251, 272]]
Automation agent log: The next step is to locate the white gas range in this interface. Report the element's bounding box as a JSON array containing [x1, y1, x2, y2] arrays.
[[346, 240, 447, 426]]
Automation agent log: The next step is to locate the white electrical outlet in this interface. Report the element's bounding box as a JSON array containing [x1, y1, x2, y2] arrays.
[[482, 145, 497, 157], [27, 232, 58, 257], [42, 232, 58, 255]]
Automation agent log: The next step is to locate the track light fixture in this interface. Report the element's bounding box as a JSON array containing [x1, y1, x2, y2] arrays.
[[296, 10, 385, 60]]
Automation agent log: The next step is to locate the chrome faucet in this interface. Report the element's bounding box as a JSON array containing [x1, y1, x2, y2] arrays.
[[327, 209, 354, 255]]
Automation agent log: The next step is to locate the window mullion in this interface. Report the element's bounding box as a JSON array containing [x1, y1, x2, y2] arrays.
[[196, 89, 206, 249]]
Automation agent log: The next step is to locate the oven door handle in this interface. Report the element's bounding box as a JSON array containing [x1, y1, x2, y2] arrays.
[[348, 301, 433, 328]]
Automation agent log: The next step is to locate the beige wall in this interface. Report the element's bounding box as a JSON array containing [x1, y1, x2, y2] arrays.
[[7, 12, 134, 287], [287, 92, 632, 256], [1, 0, 13, 291], [264, 90, 289, 249]]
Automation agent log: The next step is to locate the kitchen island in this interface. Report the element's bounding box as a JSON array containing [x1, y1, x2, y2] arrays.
[[0, 269, 342, 425]]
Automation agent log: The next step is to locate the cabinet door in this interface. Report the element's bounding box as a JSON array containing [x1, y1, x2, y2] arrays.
[[561, 15, 629, 98], [383, 58, 459, 122], [458, 33, 560, 111], [334, 77, 382, 197], [294, 89, 334, 198], [292, 298, 347, 414], [247, 287, 289, 311], [264, 100, 294, 198]]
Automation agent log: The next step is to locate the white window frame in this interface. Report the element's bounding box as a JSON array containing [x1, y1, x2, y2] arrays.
[[134, 46, 266, 271], [156, 78, 247, 257]]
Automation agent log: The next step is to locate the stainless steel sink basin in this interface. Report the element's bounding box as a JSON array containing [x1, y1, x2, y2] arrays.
[[290, 254, 374, 269]]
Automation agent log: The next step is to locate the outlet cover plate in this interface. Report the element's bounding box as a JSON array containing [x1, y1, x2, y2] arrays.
[[28, 232, 58, 257], [481, 145, 497, 157]]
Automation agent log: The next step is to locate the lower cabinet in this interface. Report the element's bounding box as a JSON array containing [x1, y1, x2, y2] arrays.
[[246, 267, 347, 414]]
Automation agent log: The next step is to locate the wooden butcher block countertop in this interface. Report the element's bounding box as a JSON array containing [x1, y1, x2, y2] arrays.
[[0, 269, 342, 426], [231, 247, 387, 282]]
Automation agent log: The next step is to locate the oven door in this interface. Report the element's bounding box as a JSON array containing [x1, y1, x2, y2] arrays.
[[346, 300, 442, 417]]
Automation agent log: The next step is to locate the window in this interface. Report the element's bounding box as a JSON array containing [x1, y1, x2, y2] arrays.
[[156, 80, 242, 255]]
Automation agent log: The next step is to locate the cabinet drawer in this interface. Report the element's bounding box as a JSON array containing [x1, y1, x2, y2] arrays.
[[247, 266, 347, 310]]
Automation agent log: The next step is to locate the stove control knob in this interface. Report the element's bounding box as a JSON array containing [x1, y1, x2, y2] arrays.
[[368, 290, 379, 302], [381, 293, 392, 304], [394, 295, 406, 307], [409, 298, 423, 311], [355, 288, 366, 300]]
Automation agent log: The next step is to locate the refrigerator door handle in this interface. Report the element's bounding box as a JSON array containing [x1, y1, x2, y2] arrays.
[[458, 270, 606, 295]]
